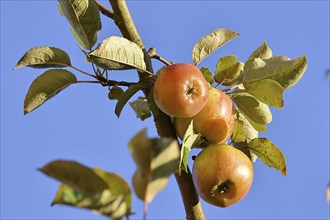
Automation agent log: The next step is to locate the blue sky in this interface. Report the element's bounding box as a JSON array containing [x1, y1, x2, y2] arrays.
[[1, 1, 329, 219]]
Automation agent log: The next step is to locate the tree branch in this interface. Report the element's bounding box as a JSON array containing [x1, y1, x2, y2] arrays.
[[108, 1, 205, 219], [96, 1, 114, 19]]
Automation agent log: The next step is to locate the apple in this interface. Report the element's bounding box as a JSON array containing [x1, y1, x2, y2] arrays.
[[192, 144, 254, 208], [153, 63, 210, 118], [174, 87, 235, 144]]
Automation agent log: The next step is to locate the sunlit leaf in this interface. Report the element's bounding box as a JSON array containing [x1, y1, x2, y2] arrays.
[[243, 79, 284, 108], [129, 98, 152, 121], [192, 28, 239, 66], [24, 69, 77, 114], [326, 183, 330, 202], [128, 129, 179, 205], [88, 36, 146, 71], [232, 92, 272, 131], [200, 67, 214, 84], [248, 40, 272, 60], [215, 55, 244, 85], [247, 138, 287, 175], [15, 46, 71, 69], [115, 83, 145, 118], [243, 55, 307, 90], [58, 0, 101, 50], [178, 121, 203, 173]]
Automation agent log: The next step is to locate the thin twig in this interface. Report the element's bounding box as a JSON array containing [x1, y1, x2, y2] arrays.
[[148, 48, 172, 66], [69, 65, 98, 79], [96, 1, 114, 19]]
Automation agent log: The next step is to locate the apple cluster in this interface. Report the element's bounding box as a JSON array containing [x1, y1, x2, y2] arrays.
[[153, 63, 254, 208]]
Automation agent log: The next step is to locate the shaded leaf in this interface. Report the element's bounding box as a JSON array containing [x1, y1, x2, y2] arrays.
[[115, 83, 145, 118], [234, 142, 258, 162], [129, 98, 152, 121], [24, 69, 77, 114], [108, 85, 124, 100], [192, 28, 239, 66], [39, 160, 107, 194], [88, 36, 146, 71], [15, 46, 71, 69], [248, 40, 272, 60], [243, 55, 307, 90], [178, 121, 203, 173], [200, 67, 214, 84], [232, 119, 246, 143], [232, 92, 272, 131], [215, 55, 244, 85], [243, 79, 284, 108], [128, 129, 179, 205], [236, 113, 258, 142], [58, 0, 101, 50], [247, 138, 287, 175], [46, 161, 133, 219]]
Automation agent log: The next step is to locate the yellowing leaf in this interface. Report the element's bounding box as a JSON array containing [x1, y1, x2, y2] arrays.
[[215, 55, 244, 85], [88, 36, 146, 71], [243, 55, 307, 90], [247, 138, 287, 175], [15, 46, 71, 69], [200, 67, 214, 84], [24, 69, 77, 114], [232, 92, 272, 130], [192, 28, 239, 66], [244, 79, 284, 108], [248, 40, 273, 60]]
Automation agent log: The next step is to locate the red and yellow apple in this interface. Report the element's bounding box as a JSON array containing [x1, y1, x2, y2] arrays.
[[153, 63, 210, 118], [192, 144, 254, 208], [174, 87, 235, 144]]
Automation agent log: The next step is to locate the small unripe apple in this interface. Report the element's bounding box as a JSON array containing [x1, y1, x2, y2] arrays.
[[192, 144, 254, 207], [174, 87, 235, 144], [153, 63, 209, 118]]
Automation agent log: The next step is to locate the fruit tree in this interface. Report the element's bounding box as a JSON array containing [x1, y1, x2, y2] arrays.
[[12, 1, 317, 219]]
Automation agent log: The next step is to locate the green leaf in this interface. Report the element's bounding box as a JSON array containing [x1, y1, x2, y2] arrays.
[[232, 119, 246, 143], [243, 55, 307, 90], [15, 46, 71, 69], [192, 28, 239, 66], [236, 112, 258, 142], [232, 93, 272, 131], [200, 67, 214, 84], [215, 55, 244, 85], [88, 36, 146, 71], [115, 83, 144, 118], [92, 168, 133, 219], [247, 138, 287, 175], [178, 121, 203, 173], [108, 85, 124, 100], [129, 98, 152, 121], [58, 0, 101, 50], [248, 40, 272, 60], [44, 161, 133, 219], [24, 69, 77, 114], [243, 79, 284, 108], [128, 129, 179, 205], [39, 160, 107, 194], [327, 183, 330, 202]]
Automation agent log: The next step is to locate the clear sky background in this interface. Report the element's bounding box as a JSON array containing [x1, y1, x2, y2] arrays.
[[1, 1, 329, 219]]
